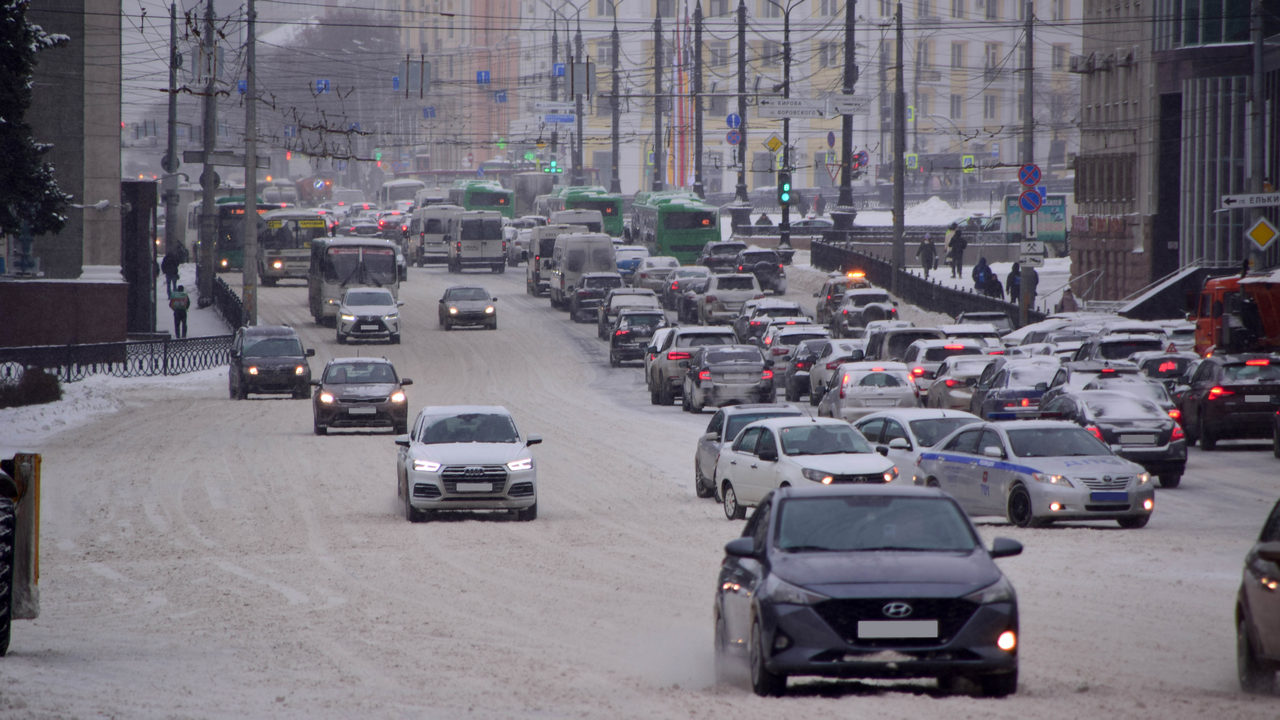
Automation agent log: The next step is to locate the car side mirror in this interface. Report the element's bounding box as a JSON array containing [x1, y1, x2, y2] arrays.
[[981, 446, 1004, 458], [724, 536, 758, 556], [812, 291, 820, 297], [646, 345, 658, 354], [702, 431, 720, 443], [764, 359, 775, 367], [305, 349, 316, 357], [526, 434, 543, 447], [876, 445, 889, 457], [492, 297, 499, 302], [1035, 382, 1049, 391], [400, 378, 413, 386], [758, 445, 779, 462], [310, 380, 321, 387], [888, 437, 911, 450], [397, 301, 405, 307], [990, 537, 1023, 559], [394, 435, 410, 448]]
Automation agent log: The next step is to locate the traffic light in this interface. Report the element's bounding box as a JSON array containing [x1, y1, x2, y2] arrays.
[[777, 170, 792, 207], [543, 159, 562, 174]]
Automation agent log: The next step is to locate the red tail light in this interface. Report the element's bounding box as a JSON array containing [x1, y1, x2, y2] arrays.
[[772, 347, 788, 355], [839, 373, 850, 398], [762, 369, 774, 380], [614, 329, 630, 337], [889, 308, 898, 316], [826, 361, 842, 370], [1085, 425, 1104, 441], [1158, 360, 1179, 373], [1171, 423, 1185, 440], [911, 367, 925, 376], [667, 350, 692, 360], [698, 370, 712, 380], [1247, 358, 1271, 366], [871, 367, 885, 372], [944, 378, 959, 387], [705, 295, 717, 303], [1168, 408, 1181, 421], [737, 265, 745, 272], [944, 344, 965, 350], [1207, 386, 1234, 400]]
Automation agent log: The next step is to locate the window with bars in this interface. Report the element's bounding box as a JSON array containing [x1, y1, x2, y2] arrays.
[[1052, 0, 1065, 20], [919, 0, 933, 16], [596, 0, 614, 15], [984, 42, 1001, 69], [657, 0, 675, 16], [819, 0, 842, 15]]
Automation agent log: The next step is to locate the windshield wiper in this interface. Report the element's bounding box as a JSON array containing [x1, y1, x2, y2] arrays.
[[781, 545, 837, 553], [858, 546, 935, 552]]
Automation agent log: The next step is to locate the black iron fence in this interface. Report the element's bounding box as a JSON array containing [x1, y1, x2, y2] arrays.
[[811, 239, 1046, 327], [0, 334, 233, 383], [213, 276, 247, 329]]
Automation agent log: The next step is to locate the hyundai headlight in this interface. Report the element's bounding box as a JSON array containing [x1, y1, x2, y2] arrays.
[[506, 457, 533, 471], [485, 305, 495, 314], [390, 390, 406, 403], [883, 466, 899, 483], [247, 366, 259, 375], [413, 459, 441, 472], [1031, 472, 1073, 487], [763, 575, 829, 605], [449, 306, 459, 315], [318, 391, 335, 404], [801, 468, 834, 484], [964, 575, 1016, 605]]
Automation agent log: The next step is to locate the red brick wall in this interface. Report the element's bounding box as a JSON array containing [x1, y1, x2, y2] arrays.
[[0, 281, 128, 347]]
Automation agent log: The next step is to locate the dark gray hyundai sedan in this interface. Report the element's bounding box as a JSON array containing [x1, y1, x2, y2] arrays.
[[713, 484, 1021, 697]]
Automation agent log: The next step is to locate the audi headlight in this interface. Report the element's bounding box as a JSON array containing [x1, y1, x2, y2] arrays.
[[484, 305, 495, 314], [448, 306, 459, 315], [340, 313, 356, 322], [1031, 472, 1073, 487], [247, 366, 259, 375], [801, 468, 834, 484], [413, 459, 441, 472], [763, 575, 829, 605], [506, 457, 533, 471], [964, 575, 1016, 605], [390, 390, 406, 403], [318, 391, 335, 404], [294, 365, 306, 376]]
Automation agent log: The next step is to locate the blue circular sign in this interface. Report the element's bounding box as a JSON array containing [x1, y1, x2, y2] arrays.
[[827, 131, 836, 148], [1018, 163, 1041, 187], [726, 129, 742, 146], [1018, 189, 1043, 214], [726, 113, 742, 129]]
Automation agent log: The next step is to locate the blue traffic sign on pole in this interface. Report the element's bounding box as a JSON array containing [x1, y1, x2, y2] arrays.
[[1018, 163, 1041, 187], [1019, 189, 1043, 214], [726, 129, 742, 146], [726, 113, 742, 129]]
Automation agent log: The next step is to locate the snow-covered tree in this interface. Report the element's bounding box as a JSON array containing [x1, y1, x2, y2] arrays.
[[0, 0, 70, 237]]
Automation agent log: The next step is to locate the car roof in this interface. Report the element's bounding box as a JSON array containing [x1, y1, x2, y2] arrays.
[[241, 325, 298, 337], [774, 483, 946, 501], [675, 326, 735, 336], [856, 408, 981, 421], [841, 361, 910, 372], [443, 285, 491, 293], [743, 415, 852, 431], [415, 404, 511, 418], [328, 356, 394, 365], [907, 337, 985, 348], [719, 403, 804, 416]]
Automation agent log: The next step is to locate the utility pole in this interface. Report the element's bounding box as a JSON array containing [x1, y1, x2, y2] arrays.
[[891, 3, 905, 295], [1019, 0, 1033, 326], [652, 16, 665, 191], [727, 0, 751, 228], [832, 0, 858, 231], [242, 0, 258, 326], [550, 15, 559, 161], [573, 14, 585, 185], [779, 2, 793, 250], [1249, 0, 1265, 272], [609, 12, 621, 193], [692, 2, 705, 198], [196, 0, 218, 308], [162, 3, 180, 257]]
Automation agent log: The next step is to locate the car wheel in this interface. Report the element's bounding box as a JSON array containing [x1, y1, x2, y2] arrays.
[[336, 330, 346, 344], [1006, 485, 1037, 528], [714, 611, 732, 685], [488, 318, 498, 330], [1238, 616, 1276, 693], [313, 422, 326, 436], [784, 383, 798, 402], [722, 481, 746, 520], [978, 670, 1018, 698], [1117, 514, 1150, 529], [649, 385, 661, 405], [0, 496, 15, 656], [926, 477, 941, 488], [658, 380, 673, 406], [404, 485, 426, 523], [809, 388, 823, 406], [444, 319, 452, 331], [695, 462, 715, 498], [515, 501, 538, 521], [681, 387, 692, 412], [1158, 474, 1182, 488], [228, 379, 238, 400], [749, 620, 786, 697], [1200, 415, 1218, 450]]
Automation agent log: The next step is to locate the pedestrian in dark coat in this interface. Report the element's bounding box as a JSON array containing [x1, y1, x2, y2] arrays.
[[948, 223, 968, 278], [915, 235, 937, 279], [1006, 261, 1022, 301], [168, 284, 190, 339], [161, 251, 180, 293]]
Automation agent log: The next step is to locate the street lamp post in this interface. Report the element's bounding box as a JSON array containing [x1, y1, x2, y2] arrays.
[[768, 0, 804, 250]]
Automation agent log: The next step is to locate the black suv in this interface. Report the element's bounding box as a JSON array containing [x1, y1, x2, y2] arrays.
[[1179, 353, 1280, 449], [228, 325, 315, 400], [569, 271, 624, 323], [608, 308, 670, 367], [696, 240, 748, 273], [732, 247, 787, 295]]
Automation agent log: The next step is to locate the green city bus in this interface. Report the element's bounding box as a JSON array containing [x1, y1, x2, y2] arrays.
[[629, 190, 719, 264], [200, 197, 273, 273], [560, 188, 623, 237], [448, 180, 515, 218]]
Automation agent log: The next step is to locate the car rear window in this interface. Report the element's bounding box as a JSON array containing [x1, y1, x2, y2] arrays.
[[1140, 357, 1194, 378], [715, 276, 757, 290], [851, 293, 891, 306], [1223, 361, 1280, 382], [780, 332, 829, 346], [886, 332, 942, 359], [676, 333, 735, 347], [855, 372, 905, 387], [709, 243, 747, 257], [909, 417, 983, 446], [706, 348, 764, 364], [584, 276, 623, 288], [924, 346, 983, 361], [1008, 365, 1057, 386], [1097, 339, 1164, 359], [1081, 394, 1163, 418]]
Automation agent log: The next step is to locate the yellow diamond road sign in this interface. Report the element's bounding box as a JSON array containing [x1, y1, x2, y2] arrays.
[[1246, 217, 1278, 251], [763, 133, 784, 153]]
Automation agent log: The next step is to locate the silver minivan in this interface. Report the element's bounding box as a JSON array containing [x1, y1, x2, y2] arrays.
[[548, 232, 617, 309]]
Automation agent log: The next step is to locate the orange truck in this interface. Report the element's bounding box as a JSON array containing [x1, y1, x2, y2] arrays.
[[1192, 269, 1280, 356]]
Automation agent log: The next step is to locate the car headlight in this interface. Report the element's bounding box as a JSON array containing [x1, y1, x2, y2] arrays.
[[383, 313, 399, 321], [485, 305, 495, 314], [340, 313, 356, 322], [448, 306, 459, 315], [883, 466, 898, 483], [247, 366, 259, 375], [294, 365, 306, 376], [506, 457, 533, 471], [763, 575, 829, 605], [1137, 472, 1151, 485], [390, 390, 406, 403], [1031, 472, 1073, 487], [413, 459, 441, 472], [271, 260, 283, 269], [964, 575, 1016, 605], [318, 391, 335, 404], [801, 468, 834, 484]]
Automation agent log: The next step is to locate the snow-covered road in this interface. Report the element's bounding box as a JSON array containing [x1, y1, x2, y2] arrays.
[[1, 259, 1277, 718]]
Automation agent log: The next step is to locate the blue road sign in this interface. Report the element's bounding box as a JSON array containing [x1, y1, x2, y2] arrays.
[[423, 106, 436, 119], [544, 113, 575, 124], [494, 90, 507, 103], [476, 70, 490, 85], [238, 79, 247, 94], [553, 63, 565, 77], [1019, 189, 1043, 214], [392, 76, 400, 91], [726, 129, 741, 145], [316, 79, 330, 94], [726, 112, 742, 129], [284, 125, 296, 138], [1018, 163, 1041, 187], [313, 179, 325, 190]]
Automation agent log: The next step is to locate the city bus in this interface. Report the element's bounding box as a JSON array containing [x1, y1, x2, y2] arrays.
[[259, 208, 328, 285], [377, 178, 427, 210], [448, 180, 515, 218], [308, 237, 401, 325], [629, 190, 719, 264], [560, 188, 624, 237], [198, 197, 274, 273]]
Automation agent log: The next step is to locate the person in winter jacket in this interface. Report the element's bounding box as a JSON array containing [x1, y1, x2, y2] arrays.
[[945, 222, 967, 277], [168, 284, 190, 339], [1006, 261, 1022, 300], [915, 235, 937, 279]]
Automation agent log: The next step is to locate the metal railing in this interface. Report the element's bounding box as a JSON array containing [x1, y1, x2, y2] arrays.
[[0, 334, 233, 383]]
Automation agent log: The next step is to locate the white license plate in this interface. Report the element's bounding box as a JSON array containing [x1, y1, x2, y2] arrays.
[[727, 373, 757, 382], [1119, 434, 1156, 445], [1246, 394, 1271, 403], [867, 399, 898, 407], [348, 406, 376, 415], [455, 482, 492, 492], [857, 620, 938, 639], [359, 324, 379, 331]]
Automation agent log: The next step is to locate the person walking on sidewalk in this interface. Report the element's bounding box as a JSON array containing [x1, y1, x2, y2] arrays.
[[944, 222, 967, 278], [915, 234, 937, 279], [168, 284, 190, 339], [161, 251, 180, 294]]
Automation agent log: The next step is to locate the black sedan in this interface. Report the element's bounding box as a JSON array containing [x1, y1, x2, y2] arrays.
[[1040, 390, 1187, 488], [608, 309, 668, 367], [1179, 354, 1280, 449], [311, 357, 412, 435], [680, 344, 774, 412], [714, 485, 1021, 697], [1237, 496, 1280, 693]]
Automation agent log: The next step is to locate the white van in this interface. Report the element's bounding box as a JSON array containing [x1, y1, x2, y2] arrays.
[[548, 232, 617, 309], [414, 204, 462, 266], [526, 223, 589, 296], [444, 210, 506, 273], [549, 208, 604, 234]]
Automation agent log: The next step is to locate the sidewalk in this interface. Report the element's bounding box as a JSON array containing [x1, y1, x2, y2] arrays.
[[155, 263, 233, 338]]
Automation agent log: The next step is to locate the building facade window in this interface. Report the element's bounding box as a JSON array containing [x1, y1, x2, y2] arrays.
[[710, 42, 730, 68], [657, 0, 674, 16], [709, 0, 730, 14], [762, 0, 781, 17], [984, 94, 998, 119], [951, 41, 965, 68], [1052, 44, 1067, 69], [761, 40, 782, 66], [985, 0, 998, 20], [819, 41, 841, 67], [952, 0, 964, 16], [596, 0, 614, 15], [950, 93, 962, 119]]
